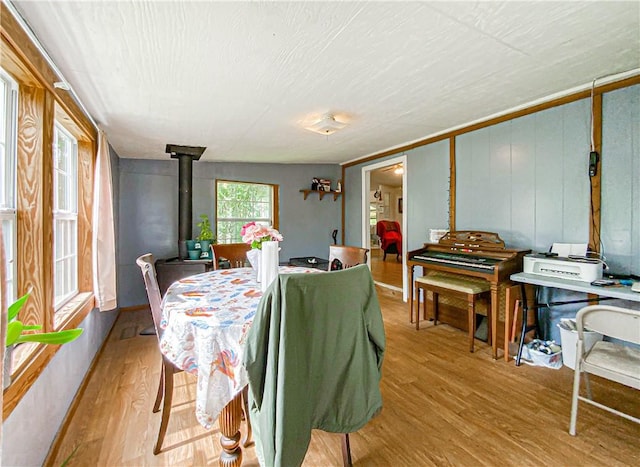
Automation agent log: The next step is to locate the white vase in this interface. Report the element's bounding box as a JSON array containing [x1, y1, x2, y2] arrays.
[[260, 241, 280, 292], [246, 248, 261, 282]]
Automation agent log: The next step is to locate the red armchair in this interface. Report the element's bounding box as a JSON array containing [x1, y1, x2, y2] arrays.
[[376, 220, 402, 261]]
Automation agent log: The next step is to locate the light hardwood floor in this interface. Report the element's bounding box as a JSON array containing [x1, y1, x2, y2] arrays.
[[370, 248, 403, 289], [46, 292, 639, 466]]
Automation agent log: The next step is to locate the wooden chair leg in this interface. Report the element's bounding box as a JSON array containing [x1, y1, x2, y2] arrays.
[[153, 363, 164, 413], [242, 386, 253, 447], [154, 362, 174, 455], [341, 433, 352, 467]]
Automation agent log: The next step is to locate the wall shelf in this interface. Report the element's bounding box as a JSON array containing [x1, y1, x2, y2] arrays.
[[300, 189, 342, 201]]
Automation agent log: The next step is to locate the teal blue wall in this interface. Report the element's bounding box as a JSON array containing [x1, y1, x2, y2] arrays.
[[456, 98, 591, 250], [118, 159, 341, 307], [601, 85, 640, 276]]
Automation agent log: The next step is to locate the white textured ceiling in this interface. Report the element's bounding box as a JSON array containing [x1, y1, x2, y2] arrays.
[[11, 1, 640, 164]]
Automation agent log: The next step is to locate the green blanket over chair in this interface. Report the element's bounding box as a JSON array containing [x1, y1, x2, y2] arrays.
[[243, 264, 386, 467]]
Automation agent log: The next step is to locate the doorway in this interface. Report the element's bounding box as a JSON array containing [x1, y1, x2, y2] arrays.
[[361, 155, 407, 300]]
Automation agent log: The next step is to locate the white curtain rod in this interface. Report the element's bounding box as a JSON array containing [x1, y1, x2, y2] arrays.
[[4, 0, 100, 132]]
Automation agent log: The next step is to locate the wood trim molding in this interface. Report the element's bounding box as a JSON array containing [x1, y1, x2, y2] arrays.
[[119, 304, 150, 312], [341, 165, 346, 245], [589, 93, 603, 253], [449, 137, 456, 231], [273, 184, 280, 230], [3, 294, 95, 420], [3, 344, 55, 419], [42, 91, 55, 332], [342, 74, 640, 170], [78, 140, 95, 292], [16, 85, 48, 330]]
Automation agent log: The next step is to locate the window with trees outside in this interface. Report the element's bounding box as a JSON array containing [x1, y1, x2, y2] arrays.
[[0, 68, 18, 305], [216, 180, 279, 243], [53, 122, 78, 309]]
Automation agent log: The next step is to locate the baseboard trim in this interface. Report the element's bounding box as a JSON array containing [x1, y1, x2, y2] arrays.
[[119, 304, 149, 312]]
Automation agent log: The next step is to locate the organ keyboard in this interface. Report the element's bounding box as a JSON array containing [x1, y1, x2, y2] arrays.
[[408, 231, 530, 359]]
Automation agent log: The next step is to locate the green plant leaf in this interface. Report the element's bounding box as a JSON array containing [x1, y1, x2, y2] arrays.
[[22, 324, 43, 331], [14, 328, 83, 345], [6, 321, 24, 346], [8, 292, 30, 322]]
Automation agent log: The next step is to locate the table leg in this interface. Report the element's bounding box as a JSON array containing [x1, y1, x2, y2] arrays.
[[516, 283, 529, 366], [503, 286, 514, 363], [218, 393, 243, 467], [490, 283, 498, 360]]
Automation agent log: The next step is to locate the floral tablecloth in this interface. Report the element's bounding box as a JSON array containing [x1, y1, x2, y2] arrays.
[[160, 266, 319, 428]]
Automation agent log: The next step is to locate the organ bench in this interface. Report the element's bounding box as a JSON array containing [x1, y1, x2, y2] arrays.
[[414, 274, 491, 352]]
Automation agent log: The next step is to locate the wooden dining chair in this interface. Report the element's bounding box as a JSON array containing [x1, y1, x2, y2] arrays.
[[329, 245, 369, 270], [209, 243, 254, 445], [211, 243, 251, 270], [136, 253, 183, 455]]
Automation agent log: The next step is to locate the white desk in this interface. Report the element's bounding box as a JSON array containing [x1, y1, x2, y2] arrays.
[[509, 272, 640, 365], [511, 273, 640, 302]]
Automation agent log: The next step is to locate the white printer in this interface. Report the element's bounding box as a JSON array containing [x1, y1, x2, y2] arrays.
[[523, 253, 603, 282]]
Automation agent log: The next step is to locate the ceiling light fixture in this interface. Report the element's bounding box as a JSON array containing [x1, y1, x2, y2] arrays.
[[394, 166, 404, 175], [304, 113, 348, 136]]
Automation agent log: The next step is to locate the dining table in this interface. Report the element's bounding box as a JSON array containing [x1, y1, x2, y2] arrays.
[[160, 265, 321, 466]]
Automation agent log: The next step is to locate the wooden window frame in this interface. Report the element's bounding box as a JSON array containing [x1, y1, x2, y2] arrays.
[[215, 179, 279, 244], [1, 13, 97, 419]]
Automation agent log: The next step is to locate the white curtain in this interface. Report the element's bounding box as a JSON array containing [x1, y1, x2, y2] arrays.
[[92, 130, 117, 311]]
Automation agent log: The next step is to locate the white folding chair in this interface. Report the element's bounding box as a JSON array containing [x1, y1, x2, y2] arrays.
[[569, 305, 640, 435]]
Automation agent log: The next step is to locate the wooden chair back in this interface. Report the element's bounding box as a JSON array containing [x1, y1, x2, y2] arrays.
[[135, 253, 164, 339], [136, 253, 186, 454], [329, 245, 369, 270], [211, 243, 251, 269]]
